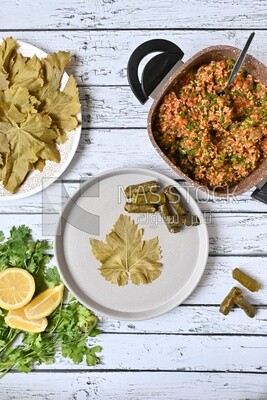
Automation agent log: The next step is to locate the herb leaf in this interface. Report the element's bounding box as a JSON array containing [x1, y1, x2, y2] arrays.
[[0, 226, 101, 377]]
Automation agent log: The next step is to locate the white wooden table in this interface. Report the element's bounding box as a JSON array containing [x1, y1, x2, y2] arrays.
[[1, 1, 267, 399]]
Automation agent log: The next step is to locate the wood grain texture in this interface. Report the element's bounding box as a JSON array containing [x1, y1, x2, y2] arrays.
[[28, 334, 267, 372], [100, 305, 267, 334], [1, 371, 266, 400], [1, 0, 267, 395], [1, 208, 266, 306], [1, 212, 266, 255], [1, 0, 267, 30], [79, 86, 149, 129], [1, 30, 267, 86], [1, 178, 266, 214], [0, 129, 266, 212]]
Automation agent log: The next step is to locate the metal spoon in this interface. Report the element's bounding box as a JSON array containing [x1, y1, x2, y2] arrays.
[[218, 32, 255, 95]]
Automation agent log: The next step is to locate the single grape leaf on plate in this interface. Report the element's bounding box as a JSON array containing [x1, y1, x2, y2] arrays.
[[90, 214, 162, 286]]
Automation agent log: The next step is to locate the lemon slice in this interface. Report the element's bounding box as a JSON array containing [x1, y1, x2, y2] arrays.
[[25, 283, 64, 320], [5, 308, 47, 333], [0, 268, 35, 310]]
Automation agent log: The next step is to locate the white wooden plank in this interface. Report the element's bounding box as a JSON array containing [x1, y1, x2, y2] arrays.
[[0, 178, 266, 214], [0, 210, 266, 305], [0, 1, 266, 397], [1, 30, 267, 86], [78, 86, 267, 133], [79, 86, 149, 128], [100, 306, 267, 335], [187, 256, 267, 305], [102, 305, 267, 334], [31, 334, 267, 371], [1, 0, 266, 29], [0, 212, 266, 256], [0, 129, 266, 212], [1, 371, 266, 400]]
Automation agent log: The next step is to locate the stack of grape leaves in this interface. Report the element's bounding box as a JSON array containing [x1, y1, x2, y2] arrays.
[[0, 37, 80, 193]]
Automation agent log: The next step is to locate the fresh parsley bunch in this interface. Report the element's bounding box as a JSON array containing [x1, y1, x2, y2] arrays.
[[0, 226, 101, 377]]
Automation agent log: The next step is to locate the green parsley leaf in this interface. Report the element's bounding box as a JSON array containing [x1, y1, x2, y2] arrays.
[[0, 226, 102, 377], [44, 266, 61, 288]]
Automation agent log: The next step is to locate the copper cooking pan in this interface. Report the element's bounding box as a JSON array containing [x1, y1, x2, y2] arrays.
[[127, 39, 267, 203]]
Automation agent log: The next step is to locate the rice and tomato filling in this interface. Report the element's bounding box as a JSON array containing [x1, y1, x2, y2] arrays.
[[154, 59, 267, 188]]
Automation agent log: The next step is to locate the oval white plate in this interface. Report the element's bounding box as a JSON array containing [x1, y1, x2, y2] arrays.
[[0, 40, 82, 200], [55, 168, 209, 321]]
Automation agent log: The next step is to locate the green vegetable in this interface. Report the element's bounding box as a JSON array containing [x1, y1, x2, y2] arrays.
[[0, 226, 101, 377], [0, 225, 50, 273]]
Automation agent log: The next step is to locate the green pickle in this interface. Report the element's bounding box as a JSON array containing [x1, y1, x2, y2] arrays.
[[219, 287, 242, 315], [232, 268, 261, 292], [124, 203, 157, 213], [124, 181, 158, 199], [164, 185, 186, 215]]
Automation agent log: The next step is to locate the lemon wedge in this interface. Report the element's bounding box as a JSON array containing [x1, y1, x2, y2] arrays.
[[25, 283, 64, 320], [0, 268, 35, 310], [5, 308, 48, 333]]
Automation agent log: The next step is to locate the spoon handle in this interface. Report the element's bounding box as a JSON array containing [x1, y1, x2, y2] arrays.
[[227, 32, 255, 87]]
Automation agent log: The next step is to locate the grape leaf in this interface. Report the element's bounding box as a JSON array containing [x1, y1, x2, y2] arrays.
[[8, 53, 44, 92], [0, 37, 18, 90], [36, 51, 71, 102], [90, 214, 162, 286], [0, 132, 9, 152], [0, 103, 60, 193], [0, 37, 80, 193], [40, 75, 80, 141], [2, 87, 40, 113]]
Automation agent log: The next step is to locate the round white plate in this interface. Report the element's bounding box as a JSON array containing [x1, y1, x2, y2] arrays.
[[0, 40, 82, 200], [55, 168, 209, 320]]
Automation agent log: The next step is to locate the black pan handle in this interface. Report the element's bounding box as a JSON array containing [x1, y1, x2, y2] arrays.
[[251, 181, 267, 204], [127, 39, 184, 104]]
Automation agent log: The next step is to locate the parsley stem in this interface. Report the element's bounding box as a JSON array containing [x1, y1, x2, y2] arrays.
[[0, 329, 19, 354]]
